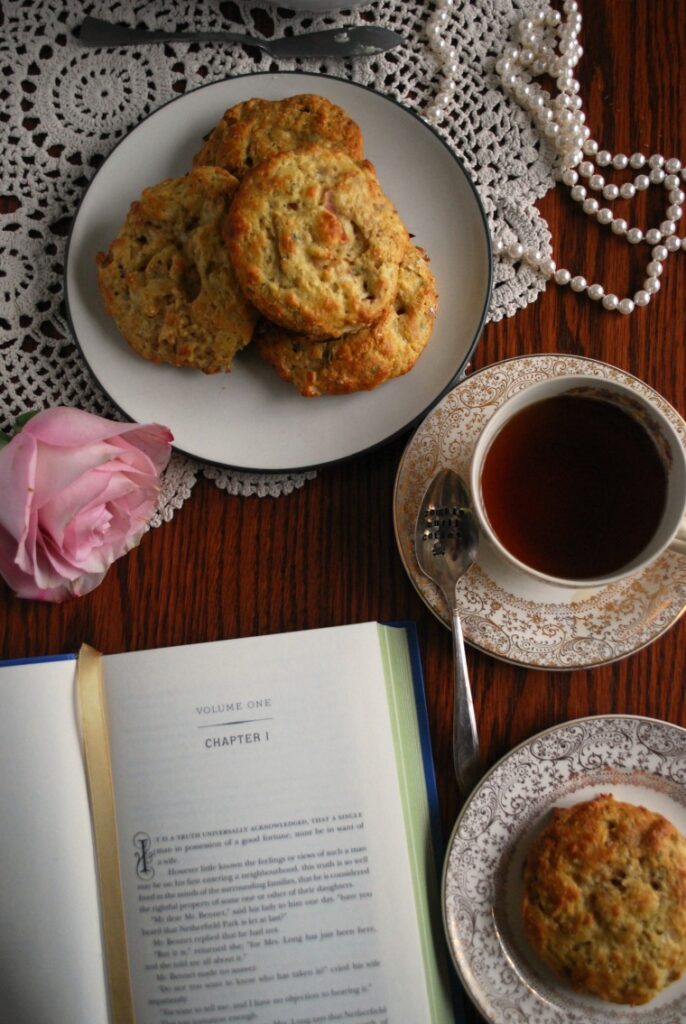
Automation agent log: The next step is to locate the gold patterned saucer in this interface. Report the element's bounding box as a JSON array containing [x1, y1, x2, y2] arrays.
[[393, 354, 686, 670]]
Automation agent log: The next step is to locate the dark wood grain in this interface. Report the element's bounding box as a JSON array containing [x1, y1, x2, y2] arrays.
[[1, 3, 685, 1021]]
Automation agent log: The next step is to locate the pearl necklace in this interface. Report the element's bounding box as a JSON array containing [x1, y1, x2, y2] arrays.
[[425, 1, 685, 314]]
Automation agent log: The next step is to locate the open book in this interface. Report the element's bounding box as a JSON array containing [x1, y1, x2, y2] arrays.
[[0, 622, 456, 1024]]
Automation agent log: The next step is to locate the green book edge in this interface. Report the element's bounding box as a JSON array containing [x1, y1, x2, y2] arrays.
[[377, 623, 457, 1023]]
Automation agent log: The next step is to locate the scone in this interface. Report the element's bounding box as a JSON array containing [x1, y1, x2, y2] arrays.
[[256, 245, 437, 396], [96, 166, 258, 373], [522, 794, 686, 1005], [225, 144, 409, 338], [192, 93, 363, 179]]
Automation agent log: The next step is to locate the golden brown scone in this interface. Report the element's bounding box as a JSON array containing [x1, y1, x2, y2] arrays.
[[96, 166, 258, 373], [225, 144, 409, 339], [522, 794, 686, 1005], [192, 93, 363, 179], [255, 245, 437, 396]]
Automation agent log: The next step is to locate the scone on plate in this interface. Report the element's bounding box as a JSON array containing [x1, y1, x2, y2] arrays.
[[522, 794, 686, 1005], [96, 166, 258, 373], [225, 144, 409, 339], [256, 245, 438, 396], [192, 93, 364, 179]]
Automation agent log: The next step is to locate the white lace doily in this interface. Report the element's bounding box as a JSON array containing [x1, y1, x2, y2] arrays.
[[1, 0, 555, 519]]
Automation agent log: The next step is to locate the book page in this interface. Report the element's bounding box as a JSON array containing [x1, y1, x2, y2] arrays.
[[103, 623, 447, 1024], [0, 658, 110, 1024]]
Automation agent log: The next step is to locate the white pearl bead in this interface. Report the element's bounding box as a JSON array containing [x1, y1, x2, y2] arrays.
[[645, 228, 663, 245], [578, 160, 594, 177], [633, 174, 650, 191], [669, 189, 685, 205], [602, 293, 619, 310], [652, 245, 669, 261], [582, 198, 599, 214], [633, 290, 651, 307], [618, 298, 635, 315], [597, 207, 613, 225], [583, 139, 598, 155], [602, 183, 619, 200], [650, 167, 666, 184], [540, 257, 557, 275], [630, 153, 646, 168], [682, 236, 686, 250], [508, 242, 525, 259], [571, 275, 587, 292], [545, 122, 560, 139], [646, 260, 663, 277], [626, 227, 644, 244], [644, 276, 661, 294], [555, 268, 572, 285], [493, 240, 505, 256], [619, 182, 636, 199], [570, 184, 587, 201], [666, 234, 681, 252], [648, 154, 665, 169], [660, 220, 676, 236], [665, 157, 682, 174], [596, 150, 612, 166], [664, 174, 681, 190], [681, 168, 686, 181], [611, 218, 628, 235], [589, 174, 605, 191], [612, 153, 629, 169], [587, 283, 604, 300], [562, 169, 579, 186]]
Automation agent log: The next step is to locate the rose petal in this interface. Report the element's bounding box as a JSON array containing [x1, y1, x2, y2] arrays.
[[24, 407, 173, 454], [0, 432, 38, 565]]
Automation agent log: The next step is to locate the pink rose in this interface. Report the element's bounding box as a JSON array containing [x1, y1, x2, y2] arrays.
[[0, 407, 173, 601]]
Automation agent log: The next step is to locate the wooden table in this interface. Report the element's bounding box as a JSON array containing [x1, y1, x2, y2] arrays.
[[1, 3, 685, 1021]]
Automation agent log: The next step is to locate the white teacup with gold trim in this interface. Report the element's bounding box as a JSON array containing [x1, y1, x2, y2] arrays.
[[469, 373, 686, 591]]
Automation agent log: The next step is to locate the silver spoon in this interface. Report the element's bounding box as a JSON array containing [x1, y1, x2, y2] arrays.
[[414, 468, 481, 799], [77, 16, 405, 60]]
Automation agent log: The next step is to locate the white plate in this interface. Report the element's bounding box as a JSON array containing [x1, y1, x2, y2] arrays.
[[393, 354, 686, 670], [65, 72, 492, 472], [443, 714, 686, 1024]]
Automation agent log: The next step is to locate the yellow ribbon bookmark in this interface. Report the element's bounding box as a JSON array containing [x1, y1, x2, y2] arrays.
[[76, 643, 136, 1024]]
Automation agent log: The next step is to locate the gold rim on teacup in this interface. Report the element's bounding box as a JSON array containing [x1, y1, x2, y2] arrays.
[[469, 374, 686, 590]]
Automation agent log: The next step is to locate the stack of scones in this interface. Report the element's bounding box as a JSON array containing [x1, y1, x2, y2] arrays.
[[96, 94, 438, 396]]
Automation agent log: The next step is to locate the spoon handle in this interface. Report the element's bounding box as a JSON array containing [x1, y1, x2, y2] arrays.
[[451, 607, 481, 799], [78, 17, 261, 48]]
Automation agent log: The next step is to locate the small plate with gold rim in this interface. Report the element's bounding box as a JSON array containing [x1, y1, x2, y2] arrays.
[[393, 354, 686, 671], [442, 714, 686, 1024]]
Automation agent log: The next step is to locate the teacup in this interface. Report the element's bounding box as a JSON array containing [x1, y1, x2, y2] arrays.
[[469, 372, 686, 589]]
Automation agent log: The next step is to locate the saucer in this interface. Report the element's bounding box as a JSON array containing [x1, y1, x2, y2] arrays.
[[393, 354, 686, 670], [442, 714, 686, 1024]]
